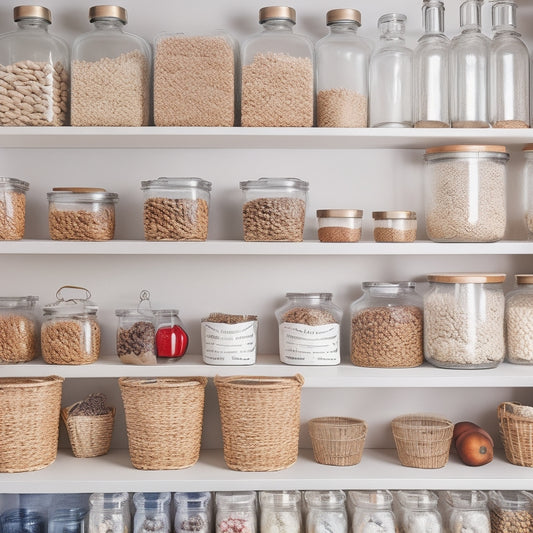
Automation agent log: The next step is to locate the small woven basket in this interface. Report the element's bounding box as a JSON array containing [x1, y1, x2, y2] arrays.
[[308, 416, 367, 466], [119, 376, 207, 470], [498, 402, 533, 467], [214, 374, 304, 472], [391, 413, 453, 469], [0, 376, 64, 473]]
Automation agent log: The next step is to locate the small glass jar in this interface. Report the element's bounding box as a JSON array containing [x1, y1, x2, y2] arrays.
[[154, 309, 189, 359], [241, 6, 314, 127], [141, 177, 212, 241], [505, 275, 533, 364], [0, 178, 29, 240], [439, 491, 490, 533], [424, 273, 506, 369], [48, 508, 88, 533], [350, 281, 423, 368], [304, 490, 347, 533], [0, 6, 69, 126], [71, 5, 151, 127], [349, 490, 396, 533], [133, 492, 171, 533], [395, 490, 442, 533], [259, 491, 301, 533], [488, 490, 533, 533], [215, 492, 256, 533], [88, 493, 130, 533], [275, 292, 342, 365], [316, 209, 363, 243], [372, 211, 417, 242], [240, 177, 308, 242], [47, 187, 118, 241], [1, 508, 46, 533], [174, 492, 212, 533], [523, 145, 533, 239], [424, 145, 509, 242]]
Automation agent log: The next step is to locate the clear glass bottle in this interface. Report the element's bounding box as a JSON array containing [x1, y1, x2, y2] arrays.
[[259, 491, 302, 533], [524, 145, 533, 238], [154, 309, 189, 359], [449, 0, 490, 128], [305, 491, 347, 533], [71, 5, 151, 127], [488, 490, 533, 532], [505, 275, 533, 364], [490, 0, 530, 128], [395, 490, 442, 533], [215, 492, 256, 533], [133, 492, 171, 533], [414, 1, 450, 128], [315, 9, 371, 128], [349, 490, 397, 533], [439, 491, 490, 533], [0, 178, 29, 240], [241, 6, 314, 127], [0, 6, 69, 126], [369, 13, 413, 128], [88, 492, 130, 533], [174, 492, 212, 533]]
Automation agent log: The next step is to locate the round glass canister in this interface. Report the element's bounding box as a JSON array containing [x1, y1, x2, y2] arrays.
[[304, 490, 347, 533], [523, 145, 533, 239], [88, 492, 130, 533], [349, 490, 396, 533], [424, 145, 509, 242], [275, 292, 342, 366], [439, 491, 490, 533], [259, 491, 301, 533], [424, 273, 506, 369], [395, 490, 442, 533], [174, 492, 212, 533], [0, 5, 69, 126], [240, 177, 308, 242], [48, 508, 88, 533], [372, 211, 417, 242], [1, 508, 46, 533], [488, 490, 533, 533], [71, 5, 151, 127], [316, 209, 363, 243], [133, 492, 171, 533], [505, 274, 533, 365], [315, 9, 370, 128], [154, 309, 189, 359], [141, 177, 212, 241], [0, 178, 29, 240], [350, 281, 423, 368], [240, 6, 314, 127], [215, 492, 257, 533], [47, 187, 118, 241]]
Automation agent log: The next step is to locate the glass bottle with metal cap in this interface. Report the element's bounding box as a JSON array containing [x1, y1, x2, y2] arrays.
[[0, 5, 69, 126], [505, 275, 533, 365], [71, 5, 151, 127], [241, 6, 314, 127]]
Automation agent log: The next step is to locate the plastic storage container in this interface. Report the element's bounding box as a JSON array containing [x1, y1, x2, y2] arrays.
[[372, 211, 417, 242], [154, 309, 189, 359], [488, 490, 533, 532], [88, 492, 130, 533], [0, 178, 29, 240], [439, 491, 490, 533], [133, 492, 171, 533], [505, 274, 533, 364], [215, 492, 257, 533], [349, 490, 397, 533], [259, 491, 301, 533], [395, 490, 442, 533], [174, 492, 212, 533], [316, 209, 363, 242], [71, 5, 151, 127], [304, 490, 347, 533]]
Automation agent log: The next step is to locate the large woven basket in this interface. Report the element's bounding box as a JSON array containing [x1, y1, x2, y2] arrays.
[[119, 376, 207, 470], [0, 376, 64, 473], [214, 374, 304, 472], [498, 402, 533, 467]]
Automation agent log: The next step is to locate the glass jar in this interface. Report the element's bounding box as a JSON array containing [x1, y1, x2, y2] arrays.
[[241, 6, 314, 127], [48, 508, 88, 533], [488, 490, 533, 532], [523, 145, 533, 239], [71, 5, 151, 127], [413, 1, 450, 128], [395, 490, 442, 533], [369, 13, 413, 128], [372, 211, 417, 242], [0, 178, 29, 240], [0, 5, 68, 126], [350, 281, 423, 368], [215, 492, 256, 533], [41, 285, 101, 365], [349, 490, 396, 533], [240, 177, 308, 242], [315, 9, 370, 128], [47, 187, 119, 241], [490, 1, 529, 128], [0, 295, 38, 363], [88, 492, 130, 533], [439, 491, 490, 533], [316, 209, 363, 243], [259, 491, 301, 533], [424, 273, 506, 369], [304, 490, 347, 533], [141, 177, 212, 241], [174, 492, 212, 533], [275, 292, 342, 365], [424, 145, 509, 242], [1, 508, 46, 533], [133, 492, 171, 533], [505, 275, 533, 364], [154, 309, 189, 359]]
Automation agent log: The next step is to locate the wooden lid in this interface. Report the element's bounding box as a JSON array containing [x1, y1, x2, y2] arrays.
[[427, 273, 506, 284], [425, 145, 507, 154]]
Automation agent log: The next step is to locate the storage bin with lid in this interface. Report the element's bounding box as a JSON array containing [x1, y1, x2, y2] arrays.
[[395, 490, 442, 533], [316, 209, 363, 242], [505, 274, 533, 364], [240, 6, 313, 127], [439, 491, 490, 533], [0, 178, 29, 240], [424, 145, 509, 242], [174, 492, 212, 533], [88, 492, 130, 533], [215, 492, 257, 533], [142, 177, 212, 241], [133, 492, 171, 533], [304, 490, 347, 533], [0, 5, 68, 126], [348, 490, 396, 533], [488, 490, 533, 532], [259, 491, 301, 533], [372, 211, 417, 242], [71, 5, 151, 127], [424, 273, 506, 369], [154, 309, 189, 359]]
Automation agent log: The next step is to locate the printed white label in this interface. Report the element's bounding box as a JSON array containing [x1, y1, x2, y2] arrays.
[[201, 321, 257, 365]]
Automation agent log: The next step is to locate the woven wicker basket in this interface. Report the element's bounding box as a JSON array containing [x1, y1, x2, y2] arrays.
[[391, 413, 453, 469], [0, 376, 64, 473], [119, 376, 207, 470], [498, 402, 533, 467], [214, 374, 304, 472]]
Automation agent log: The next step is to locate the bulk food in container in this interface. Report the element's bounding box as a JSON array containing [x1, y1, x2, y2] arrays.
[[348, 490, 397, 533], [439, 491, 490, 533], [133, 492, 171, 533], [71, 5, 151, 127], [215, 492, 257, 533], [259, 491, 301, 533], [240, 6, 313, 127], [142, 177, 212, 241], [372, 211, 417, 242], [523, 145, 533, 239], [488, 490, 533, 533], [394, 490, 442, 533], [424, 273, 506, 369], [47, 187, 118, 241], [316, 209, 363, 242], [315, 9, 370, 128], [0, 178, 29, 240], [304, 490, 347, 533], [505, 275, 533, 364], [88, 492, 130, 533], [174, 492, 212, 533], [424, 145, 509, 242], [0, 5, 68, 126]]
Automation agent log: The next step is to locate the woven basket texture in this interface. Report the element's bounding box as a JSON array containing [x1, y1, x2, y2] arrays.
[[119, 376, 207, 470], [214, 374, 304, 472], [498, 402, 533, 467], [391, 414, 453, 469], [0, 376, 64, 472]]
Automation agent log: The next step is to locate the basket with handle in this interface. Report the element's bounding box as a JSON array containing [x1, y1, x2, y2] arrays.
[[498, 401, 533, 467]]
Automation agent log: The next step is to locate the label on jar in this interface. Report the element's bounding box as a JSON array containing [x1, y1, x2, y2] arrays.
[[279, 323, 340, 365], [201, 320, 257, 365]]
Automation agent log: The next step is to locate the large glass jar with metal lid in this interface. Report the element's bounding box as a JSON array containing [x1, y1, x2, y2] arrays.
[[41, 285, 100, 365], [241, 6, 314, 127], [71, 5, 150, 127], [349, 490, 396, 533], [505, 275, 533, 364], [424, 273, 506, 369], [141, 177, 212, 241], [439, 491, 490, 533], [305, 491, 347, 533], [174, 492, 212, 533], [133, 492, 171, 533], [215, 492, 256, 533], [0, 178, 29, 240], [424, 145, 509, 242], [88, 492, 130, 533], [350, 282, 423, 368], [395, 490, 442, 533], [0, 5, 68, 126], [488, 490, 533, 532], [259, 491, 301, 533], [315, 9, 370, 128], [276, 293, 342, 366]]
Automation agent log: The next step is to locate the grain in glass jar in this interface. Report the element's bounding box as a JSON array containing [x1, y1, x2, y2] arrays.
[[439, 491, 490, 533], [88, 492, 130, 533], [424, 273, 506, 369], [348, 490, 396, 533], [174, 492, 212, 533], [488, 490, 533, 533], [394, 490, 442, 533], [0, 178, 29, 240], [316, 209, 363, 243], [424, 145, 509, 242], [133, 492, 171, 533], [372, 211, 416, 242], [0, 296, 39, 363], [305, 491, 347, 533], [215, 492, 256, 533], [259, 491, 301, 533], [505, 275, 533, 365]]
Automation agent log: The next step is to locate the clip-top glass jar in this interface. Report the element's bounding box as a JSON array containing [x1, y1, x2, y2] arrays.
[[395, 490, 442, 533], [488, 490, 533, 533], [305, 491, 347, 533], [71, 5, 151, 127], [215, 492, 256, 533], [88, 492, 130, 533], [0, 5, 69, 126], [174, 492, 212, 533], [133, 492, 171, 533], [259, 491, 301, 533], [0, 178, 29, 240], [348, 490, 396, 533], [439, 491, 490, 533], [505, 274, 533, 365]]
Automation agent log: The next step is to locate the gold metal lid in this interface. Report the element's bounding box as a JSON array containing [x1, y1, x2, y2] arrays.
[[14, 5, 51, 23], [516, 274, 533, 285], [89, 5, 127, 24], [425, 145, 507, 154], [316, 209, 363, 218], [52, 187, 106, 193], [259, 6, 296, 24], [427, 273, 506, 284], [372, 210, 416, 220], [326, 9, 361, 25]]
